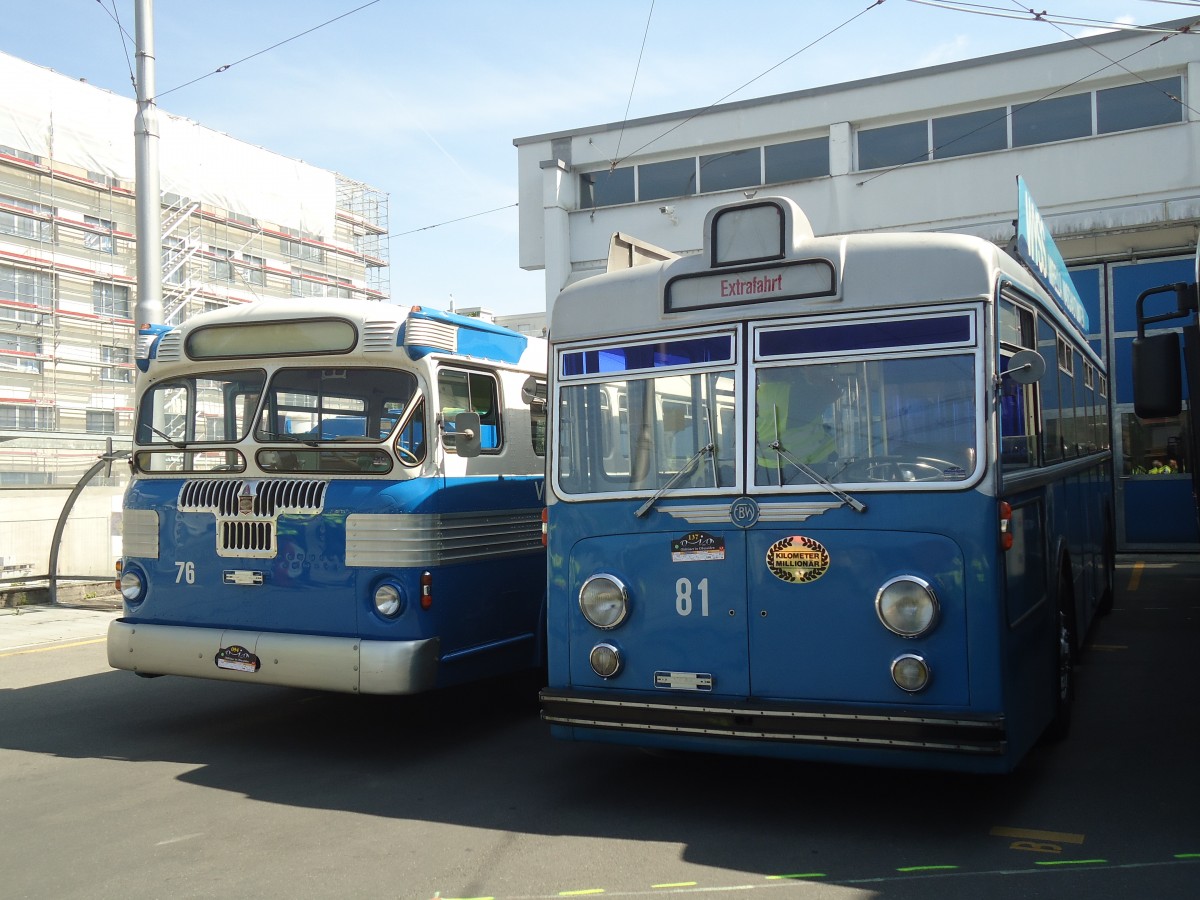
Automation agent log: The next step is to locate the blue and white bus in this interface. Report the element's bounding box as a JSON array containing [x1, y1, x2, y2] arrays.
[[108, 299, 548, 695], [540, 195, 1114, 772]]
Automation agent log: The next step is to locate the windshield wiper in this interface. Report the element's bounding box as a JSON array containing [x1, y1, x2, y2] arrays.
[[147, 425, 187, 449], [769, 439, 867, 513], [635, 442, 715, 518]]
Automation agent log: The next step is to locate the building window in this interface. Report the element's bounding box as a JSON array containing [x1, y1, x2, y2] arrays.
[[92, 282, 131, 318], [857, 120, 929, 170], [699, 148, 761, 193], [208, 246, 234, 281], [290, 267, 325, 297], [932, 107, 1009, 159], [765, 137, 829, 183], [101, 345, 132, 383], [1012, 92, 1092, 147], [638, 158, 697, 201], [0, 145, 42, 165], [0, 264, 53, 307], [579, 167, 635, 209], [86, 409, 117, 433], [0, 403, 55, 431], [1097, 76, 1183, 134], [240, 253, 265, 286], [84, 215, 115, 253], [0, 332, 42, 373], [280, 231, 325, 264], [0, 199, 51, 241]]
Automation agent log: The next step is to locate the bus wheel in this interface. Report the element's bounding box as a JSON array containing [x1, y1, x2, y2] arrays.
[[1045, 572, 1075, 742]]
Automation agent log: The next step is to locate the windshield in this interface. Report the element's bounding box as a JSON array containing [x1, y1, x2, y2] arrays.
[[557, 370, 736, 495], [137, 370, 266, 446], [255, 367, 418, 443], [755, 354, 977, 487]]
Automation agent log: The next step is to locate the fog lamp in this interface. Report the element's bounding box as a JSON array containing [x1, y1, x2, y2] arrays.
[[891, 654, 931, 692], [589, 642, 622, 678]]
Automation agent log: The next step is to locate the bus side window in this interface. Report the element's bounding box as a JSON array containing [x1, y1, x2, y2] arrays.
[[439, 369, 501, 452]]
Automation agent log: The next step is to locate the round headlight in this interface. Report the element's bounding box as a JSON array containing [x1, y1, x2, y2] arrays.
[[891, 653, 931, 692], [579, 574, 630, 630], [876, 576, 939, 637], [119, 568, 145, 603], [589, 643, 622, 678], [373, 584, 403, 618]]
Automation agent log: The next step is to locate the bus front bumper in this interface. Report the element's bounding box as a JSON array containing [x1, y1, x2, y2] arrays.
[[107, 619, 440, 695], [540, 688, 1006, 756]]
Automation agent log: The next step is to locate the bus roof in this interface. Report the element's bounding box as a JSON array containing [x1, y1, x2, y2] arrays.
[[549, 197, 1074, 348], [145, 298, 546, 371]]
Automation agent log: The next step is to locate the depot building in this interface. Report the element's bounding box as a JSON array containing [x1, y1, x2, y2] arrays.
[[514, 16, 1200, 553]]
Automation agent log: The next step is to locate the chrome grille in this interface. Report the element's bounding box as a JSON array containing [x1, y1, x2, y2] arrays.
[[178, 478, 328, 517], [362, 319, 399, 351], [177, 478, 328, 558], [218, 518, 275, 557]]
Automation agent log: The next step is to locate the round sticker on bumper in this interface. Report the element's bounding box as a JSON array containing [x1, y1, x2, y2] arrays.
[[766, 535, 830, 583]]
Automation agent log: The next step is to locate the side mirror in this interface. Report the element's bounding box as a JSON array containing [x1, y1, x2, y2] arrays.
[[1003, 349, 1046, 385], [1133, 331, 1182, 418], [452, 411, 482, 458]]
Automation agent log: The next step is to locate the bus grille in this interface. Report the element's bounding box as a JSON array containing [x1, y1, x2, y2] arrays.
[[217, 518, 275, 557], [177, 478, 328, 558], [404, 318, 457, 353], [362, 319, 400, 351], [178, 478, 328, 517], [154, 330, 183, 361]]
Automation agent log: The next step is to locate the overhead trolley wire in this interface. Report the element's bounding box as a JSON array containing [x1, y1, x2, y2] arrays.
[[152, 0, 383, 101], [608, 0, 889, 169], [611, 0, 658, 168]]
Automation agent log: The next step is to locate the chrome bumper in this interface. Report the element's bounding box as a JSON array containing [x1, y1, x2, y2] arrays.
[[107, 619, 439, 695]]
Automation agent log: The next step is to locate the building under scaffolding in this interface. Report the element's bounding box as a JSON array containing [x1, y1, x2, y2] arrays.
[[0, 50, 389, 581]]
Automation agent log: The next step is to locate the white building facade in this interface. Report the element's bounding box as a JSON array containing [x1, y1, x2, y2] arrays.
[[0, 51, 388, 581], [514, 19, 1200, 551]]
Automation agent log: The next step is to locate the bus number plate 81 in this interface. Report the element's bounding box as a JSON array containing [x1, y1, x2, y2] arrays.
[[654, 671, 714, 691]]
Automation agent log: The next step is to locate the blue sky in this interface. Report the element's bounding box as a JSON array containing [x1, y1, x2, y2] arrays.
[[4, 1, 1196, 315]]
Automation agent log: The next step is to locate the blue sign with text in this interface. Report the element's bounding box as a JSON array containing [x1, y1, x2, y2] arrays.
[[1015, 176, 1089, 335]]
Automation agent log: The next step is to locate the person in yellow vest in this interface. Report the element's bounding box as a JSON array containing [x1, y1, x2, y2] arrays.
[[1147, 459, 1174, 474], [756, 368, 839, 481]]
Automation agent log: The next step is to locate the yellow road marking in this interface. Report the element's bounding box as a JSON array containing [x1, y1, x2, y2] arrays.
[[1128, 560, 1144, 591], [991, 826, 1085, 845], [0, 637, 105, 659]]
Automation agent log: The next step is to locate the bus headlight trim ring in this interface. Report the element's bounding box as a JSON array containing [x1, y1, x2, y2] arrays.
[[589, 642, 622, 678], [876, 575, 939, 637], [373, 583, 404, 618], [119, 567, 146, 603], [891, 653, 931, 692], [579, 574, 630, 630]]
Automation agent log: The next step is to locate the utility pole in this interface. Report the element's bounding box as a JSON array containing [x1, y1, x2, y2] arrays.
[[133, 0, 164, 343]]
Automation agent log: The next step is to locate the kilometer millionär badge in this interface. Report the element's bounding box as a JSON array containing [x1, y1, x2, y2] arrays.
[[765, 535, 830, 584]]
